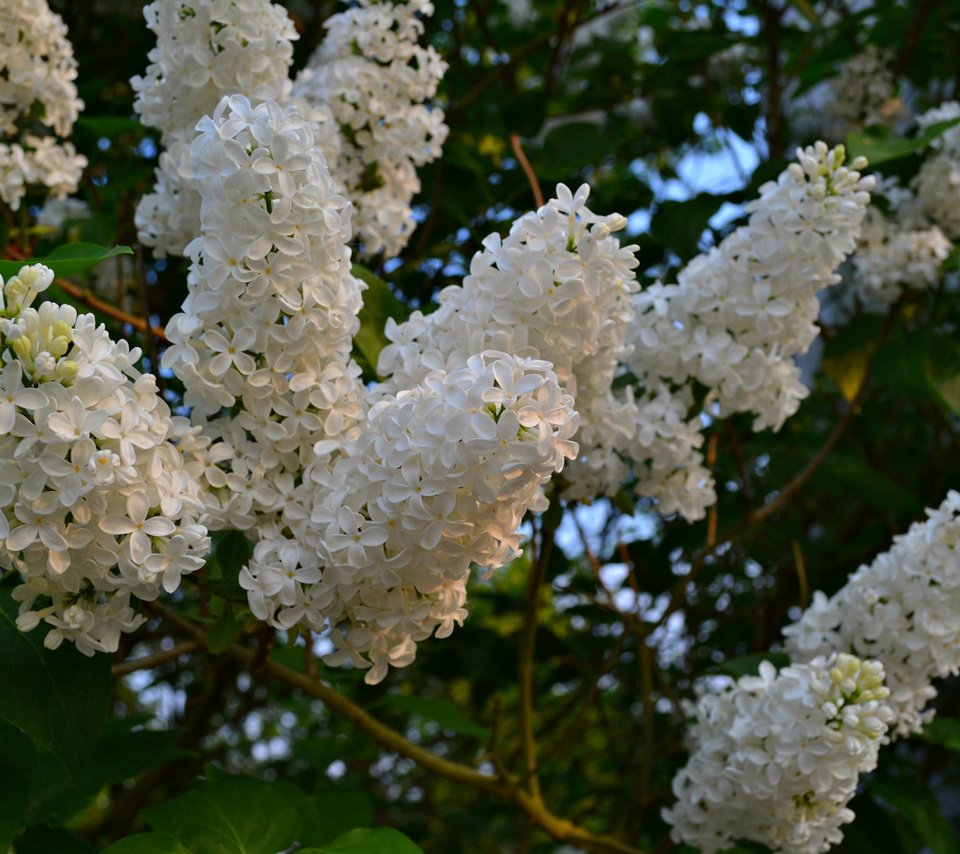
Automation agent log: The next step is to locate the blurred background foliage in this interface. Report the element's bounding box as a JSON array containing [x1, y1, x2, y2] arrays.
[[4, 0, 960, 852]]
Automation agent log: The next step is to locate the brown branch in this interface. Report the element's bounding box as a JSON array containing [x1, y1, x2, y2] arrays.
[[510, 133, 545, 209], [55, 276, 169, 342], [518, 520, 551, 802], [892, 0, 938, 76], [760, 1, 784, 159], [112, 640, 199, 676], [705, 433, 719, 548], [148, 602, 646, 854], [745, 398, 859, 526]]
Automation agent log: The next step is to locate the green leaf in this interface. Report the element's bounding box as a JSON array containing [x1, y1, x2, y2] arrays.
[[300, 786, 374, 847], [380, 694, 491, 740], [926, 334, 960, 415], [0, 720, 37, 850], [303, 828, 423, 854], [787, 0, 818, 25], [711, 653, 789, 678], [143, 774, 303, 854], [353, 263, 406, 380], [0, 243, 133, 281], [203, 530, 254, 603], [845, 117, 960, 166], [649, 193, 722, 262], [871, 778, 960, 854], [101, 834, 192, 854], [13, 826, 97, 854], [820, 453, 917, 514], [206, 605, 244, 654], [0, 587, 112, 775], [75, 115, 144, 138], [921, 717, 960, 751], [31, 720, 192, 825]]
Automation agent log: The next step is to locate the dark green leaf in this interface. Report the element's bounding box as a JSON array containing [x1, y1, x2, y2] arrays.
[[0, 243, 133, 281], [0, 588, 111, 775], [820, 453, 917, 514], [203, 530, 254, 603], [303, 827, 423, 854], [13, 826, 97, 854], [0, 720, 37, 850], [75, 116, 145, 137], [921, 717, 960, 751], [300, 786, 374, 847], [649, 193, 723, 262], [871, 778, 959, 854], [206, 605, 244, 654], [353, 263, 406, 380], [31, 721, 191, 824], [143, 774, 303, 854], [101, 834, 192, 854], [711, 653, 789, 678], [926, 334, 960, 415]]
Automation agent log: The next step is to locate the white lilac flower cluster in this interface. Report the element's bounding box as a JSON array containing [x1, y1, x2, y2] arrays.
[[618, 143, 873, 519], [375, 183, 641, 500], [163, 96, 578, 682], [0, 264, 210, 655], [133, 0, 447, 260], [663, 653, 893, 854], [784, 490, 960, 738], [913, 101, 960, 241], [131, 0, 298, 255], [293, 0, 449, 258], [848, 203, 952, 309], [831, 45, 896, 129], [273, 351, 577, 684], [840, 103, 960, 311], [162, 94, 367, 522], [0, 0, 87, 211]]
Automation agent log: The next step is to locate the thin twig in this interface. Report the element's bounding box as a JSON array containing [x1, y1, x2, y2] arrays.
[[510, 133, 545, 209], [112, 640, 199, 676], [792, 539, 809, 610]]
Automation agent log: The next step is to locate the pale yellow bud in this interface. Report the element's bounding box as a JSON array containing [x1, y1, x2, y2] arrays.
[[55, 360, 79, 381], [11, 335, 33, 363]]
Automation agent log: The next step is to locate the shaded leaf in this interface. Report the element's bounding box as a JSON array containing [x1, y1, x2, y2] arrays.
[[101, 834, 192, 854], [871, 778, 959, 854], [921, 717, 960, 751], [0, 720, 36, 850], [13, 826, 97, 854], [353, 263, 406, 379], [301, 786, 374, 847], [926, 334, 960, 415], [0, 587, 111, 775], [207, 605, 244, 654], [650, 193, 723, 262], [303, 827, 423, 853], [143, 774, 302, 854]]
